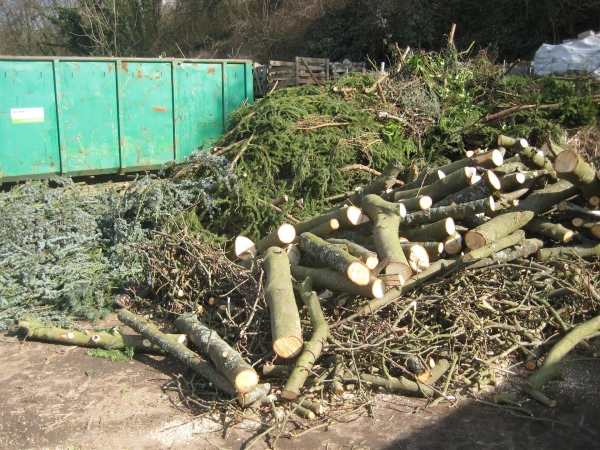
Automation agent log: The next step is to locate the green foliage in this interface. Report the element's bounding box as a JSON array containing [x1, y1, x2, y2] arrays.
[[87, 347, 134, 361]]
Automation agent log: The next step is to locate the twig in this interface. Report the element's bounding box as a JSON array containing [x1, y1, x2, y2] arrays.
[[257, 198, 300, 223], [298, 122, 349, 131]]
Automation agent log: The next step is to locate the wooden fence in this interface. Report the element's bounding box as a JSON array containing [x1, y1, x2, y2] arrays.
[[253, 57, 366, 96]]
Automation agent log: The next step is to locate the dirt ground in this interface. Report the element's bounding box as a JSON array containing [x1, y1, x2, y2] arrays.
[[1, 315, 599, 450]]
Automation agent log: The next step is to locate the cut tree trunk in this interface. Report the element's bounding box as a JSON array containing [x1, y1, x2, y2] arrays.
[[498, 135, 528, 149], [361, 194, 413, 285], [399, 170, 445, 191], [554, 150, 600, 198], [263, 247, 304, 359], [442, 232, 464, 255], [290, 265, 385, 298], [537, 242, 600, 261], [404, 197, 494, 228], [401, 241, 444, 262], [434, 170, 501, 207], [461, 230, 525, 263], [175, 314, 259, 393], [524, 217, 574, 243], [234, 236, 257, 261], [392, 167, 477, 202], [117, 309, 236, 396], [294, 205, 366, 235], [326, 238, 379, 269], [346, 157, 403, 205], [401, 218, 455, 242], [398, 195, 433, 211], [17, 319, 186, 352], [308, 218, 340, 237], [298, 232, 371, 286], [520, 147, 557, 181], [427, 149, 503, 179], [401, 243, 430, 273], [255, 224, 297, 253], [281, 277, 329, 400], [465, 180, 579, 250]]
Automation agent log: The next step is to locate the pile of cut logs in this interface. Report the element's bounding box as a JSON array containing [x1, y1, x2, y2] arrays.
[[17, 134, 600, 412]]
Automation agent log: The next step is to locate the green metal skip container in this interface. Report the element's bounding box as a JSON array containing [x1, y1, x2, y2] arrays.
[[0, 57, 254, 182]]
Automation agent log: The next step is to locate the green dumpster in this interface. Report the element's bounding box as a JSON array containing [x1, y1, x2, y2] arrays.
[[0, 57, 253, 182]]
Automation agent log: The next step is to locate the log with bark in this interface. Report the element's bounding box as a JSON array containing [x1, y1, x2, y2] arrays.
[[537, 242, 600, 261], [326, 238, 379, 269], [293, 205, 367, 235], [391, 167, 477, 203], [175, 313, 259, 393], [465, 180, 580, 250], [361, 194, 413, 285], [255, 224, 297, 253], [263, 247, 304, 359], [298, 232, 372, 286], [524, 217, 574, 243], [434, 171, 501, 207], [18, 319, 186, 351], [554, 150, 600, 198], [290, 264, 385, 298], [281, 277, 329, 399], [401, 217, 455, 242], [403, 197, 495, 228], [117, 309, 237, 396]]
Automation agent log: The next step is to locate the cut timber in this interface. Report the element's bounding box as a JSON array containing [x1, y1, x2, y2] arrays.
[[434, 171, 501, 207], [271, 195, 289, 206], [263, 247, 304, 358], [466, 238, 544, 269], [308, 218, 340, 237], [392, 167, 477, 203], [443, 232, 463, 255], [175, 314, 259, 394], [399, 170, 446, 191], [361, 194, 413, 285], [281, 277, 328, 400], [17, 319, 185, 352], [398, 195, 433, 211], [524, 217, 574, 243], [495, 158, 530, 176], [326, 239, 379, 269], [401, 241, 444, 262], [117, 309, 236, 396], [498, 172, 527, 191], [523, 314, 600, 406], [465, 180, 579, 250], [285, 244, 302, 264], [462, 230, 525, 263], [256, 224, 296, 253], [294, 205, 366, 235], [298, 232, 371, 286], [497, 135, 528, 149], [290, 265, 385, 299], [558, 201, 600, 219], [234, 236, 257, 261], [537, 242, 600, 261], [402, 243, 430, 272], [401, 218, 455, 242], [404, 197, 494, 228], [428, 149, 503, 179], [520, 147, 557, 181], [554, 150, 600, 198]]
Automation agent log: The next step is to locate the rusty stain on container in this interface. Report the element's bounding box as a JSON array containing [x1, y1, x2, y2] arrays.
[[152, 106, 167, 113], [107, 64, 113, 73], [137, 70, 142, 80], [207, 68, 215, 74], [121, 62, 129, 74]]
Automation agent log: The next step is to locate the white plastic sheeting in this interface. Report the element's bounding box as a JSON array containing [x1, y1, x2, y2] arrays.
[[533, 35, 600, 77]]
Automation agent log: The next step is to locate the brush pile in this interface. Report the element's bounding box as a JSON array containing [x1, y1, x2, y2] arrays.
[[5, 46, 600, 433]]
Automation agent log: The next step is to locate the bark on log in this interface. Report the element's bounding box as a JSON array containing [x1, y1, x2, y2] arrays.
[[117, 309, 236, 396], [523, 314, 600, 406], [537, 242, 600, 261], [498, 172, 527, 191], [294, 205, 366, 235], [308, 219, 340, 237], [430, 149, 503, 179], [401, 241, 444, 262], [401, 243, 430, 273], [281, 277, 329, 400], [554, 150, 600, 198], [520, 147, 558, 181], [434, 171, 501, 207], [17, 319, 186, 352], [401, 218, 455, 242], [326, 238, 379, 269], [361, 194, 413, 284], [404, 197, 494, 228], [175, 314, 259, 393], [558, 201, 600, 219], [392, 167, 477, 202], [466, 238, 543, 269], [524, 217, 574, 243], [271, 195, 289, 206], [256, 224, 297, 253], [398, 195, 433, 211], [498, 135, 528, 149], [399, 170, 445, 191], [465, 180, 579, 250], [461, 230, 525, 263], [346, 157, 403, 205], [234, 236, 257, 261], [442, 232, 464, 256], [263, 247, 304, 359], [495, 159, 530, 176], [298, 232, 371, 286], [290, 265, 385, 299]]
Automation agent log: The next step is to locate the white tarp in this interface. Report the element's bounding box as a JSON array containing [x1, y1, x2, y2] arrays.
[[533, 35, 600, 77]]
